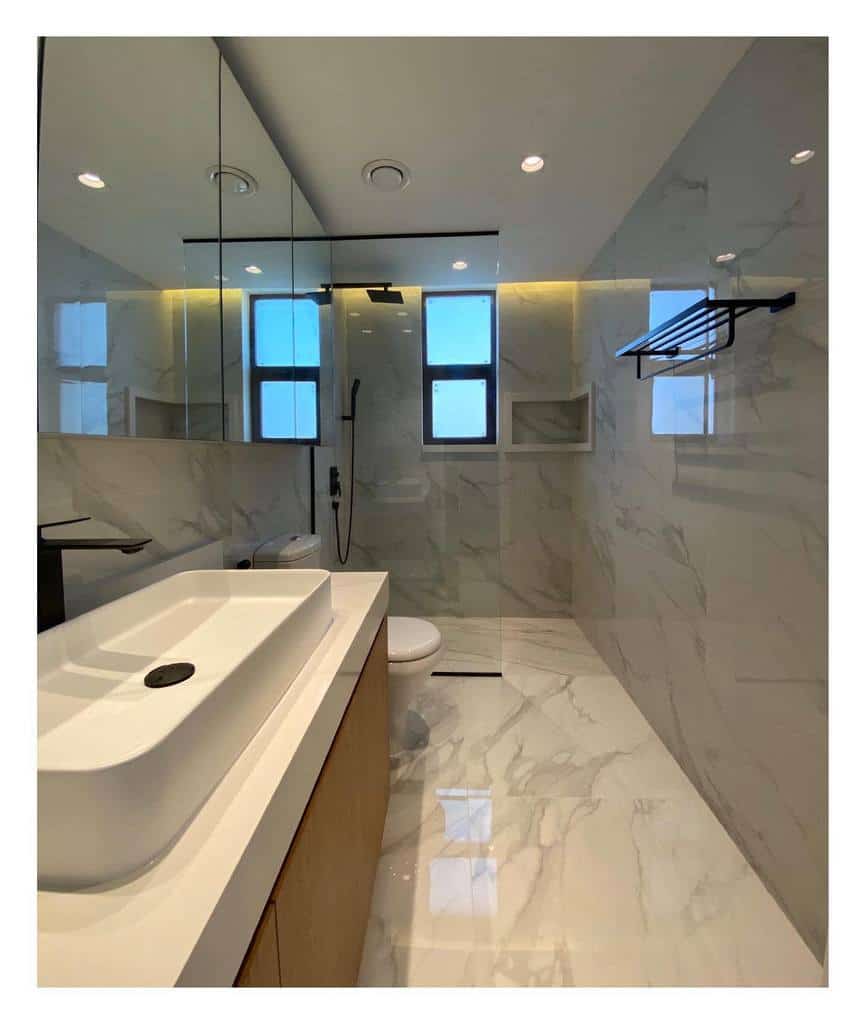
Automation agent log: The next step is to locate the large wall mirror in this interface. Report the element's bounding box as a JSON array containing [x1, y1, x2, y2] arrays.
[[37, 37, 317, 444]]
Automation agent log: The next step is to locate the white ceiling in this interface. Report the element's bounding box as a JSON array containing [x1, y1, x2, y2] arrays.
[[218, 37, 752, 282]]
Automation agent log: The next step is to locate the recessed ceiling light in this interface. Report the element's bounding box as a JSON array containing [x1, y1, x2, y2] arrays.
[[361, 328, 373, 334], [452, 260, 469, 271], [520, 155, 544, 174], [396, 311, 408, 317], [77, 171, 106, 190], [402, 328, 413, 334], [790, 149, 815, 165], [244, 265, 263, 275], [213, 273, 230, 282], [348, 312, 360, 318], [714, 252, 737, 264]]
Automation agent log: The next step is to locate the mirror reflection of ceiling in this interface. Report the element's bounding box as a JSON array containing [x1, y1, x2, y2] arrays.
[[183, 234, 498, 291], [38, 37, 318, 291]]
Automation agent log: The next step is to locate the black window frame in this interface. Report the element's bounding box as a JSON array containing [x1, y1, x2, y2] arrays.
[[421, 289, 497, 446], [249, 293, 321, 445]]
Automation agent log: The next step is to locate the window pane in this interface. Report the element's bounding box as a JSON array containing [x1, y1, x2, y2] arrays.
[[260, 380, 317, 439], [431, 378, 487, 439], [59, 379, 107, 435], [649, 289, 707, 329], [81, 381, 108, 434], [254, 298, 320, 367], [426, 294, 492, 365], [55, 301, 107, 367], [59, 379, 81, 433], [652, 375, 712, 435]]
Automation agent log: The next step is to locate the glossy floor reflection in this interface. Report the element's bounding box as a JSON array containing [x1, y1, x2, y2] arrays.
[[358, 619, 822, 987]]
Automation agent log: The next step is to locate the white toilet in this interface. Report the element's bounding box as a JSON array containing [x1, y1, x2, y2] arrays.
[[387, 616, 444, 754], [251, 532, 322, 569]]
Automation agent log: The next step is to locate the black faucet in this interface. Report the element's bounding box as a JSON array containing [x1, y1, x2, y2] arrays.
[[38, 516, 152, 633]]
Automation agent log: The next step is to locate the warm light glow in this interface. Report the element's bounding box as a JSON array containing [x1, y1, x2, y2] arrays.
[[714, 252, 736, 264], [244, 265, 263, 274], [790, 149, 815, 165], [77, 171, 106, 190], [452, 260, 469, 271], [520, 155, 544, 173]]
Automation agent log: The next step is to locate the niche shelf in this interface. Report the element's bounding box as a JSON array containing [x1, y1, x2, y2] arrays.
[[615, 291, 796, 381], [502, 386, 594, 452]]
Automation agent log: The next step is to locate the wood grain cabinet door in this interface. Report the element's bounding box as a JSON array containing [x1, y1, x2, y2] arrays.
[[274, 622, 389, 986], [235, 902, 280, 987]]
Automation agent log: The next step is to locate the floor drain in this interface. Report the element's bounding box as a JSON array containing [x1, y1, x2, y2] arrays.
[[145, 662, 196, 688]]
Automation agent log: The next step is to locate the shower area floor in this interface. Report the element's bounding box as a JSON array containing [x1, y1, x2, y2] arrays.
[[358, 618, 821, 986]]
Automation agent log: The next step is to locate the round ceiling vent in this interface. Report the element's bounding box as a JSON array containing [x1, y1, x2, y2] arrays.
[[362, 158, 411, 192], [206, 165, 259, 196]]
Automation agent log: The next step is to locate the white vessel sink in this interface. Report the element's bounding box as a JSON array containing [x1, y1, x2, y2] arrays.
[[38, 569, 332, 889]]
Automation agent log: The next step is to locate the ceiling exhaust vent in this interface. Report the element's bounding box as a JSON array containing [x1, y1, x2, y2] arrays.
[[362, 158, 411, 192], [207, 165, 259, 196]]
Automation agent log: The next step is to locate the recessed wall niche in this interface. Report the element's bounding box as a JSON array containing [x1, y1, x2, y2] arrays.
[[502, 386, 594, 452]]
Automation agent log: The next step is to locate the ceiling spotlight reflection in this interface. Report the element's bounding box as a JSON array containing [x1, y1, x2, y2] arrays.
[[452, 260, 468, 271], [714, 252, 737, 264], [520, 155, 544, 173], [77, 171, 106, 189], [790, 149, 815, 165], [244, 265, 263, 274]]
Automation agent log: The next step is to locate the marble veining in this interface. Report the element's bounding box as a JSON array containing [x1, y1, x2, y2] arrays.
[[359, 618, 821, 987], [570, 38, 827, 959], [37, 434, 315, 598]]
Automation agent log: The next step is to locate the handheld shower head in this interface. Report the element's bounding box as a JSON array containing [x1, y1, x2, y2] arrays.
[[350, 378, 360, 420]]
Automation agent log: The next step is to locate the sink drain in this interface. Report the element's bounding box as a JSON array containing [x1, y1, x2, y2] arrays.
[[144, 662, 195, 689]]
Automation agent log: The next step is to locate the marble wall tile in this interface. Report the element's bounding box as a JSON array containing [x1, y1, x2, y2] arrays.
[[569, 38, 827, 959], [332, 280, 579, 627], [37, 433, 318, 602]]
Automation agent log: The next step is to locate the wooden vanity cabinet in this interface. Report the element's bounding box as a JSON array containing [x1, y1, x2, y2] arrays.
[[234, 619, 389, 987], [235, 902, 280, 987]]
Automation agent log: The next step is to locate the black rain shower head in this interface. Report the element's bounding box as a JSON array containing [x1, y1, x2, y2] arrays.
[[366, 286, 404, 304], [308, 288, 333, 306]]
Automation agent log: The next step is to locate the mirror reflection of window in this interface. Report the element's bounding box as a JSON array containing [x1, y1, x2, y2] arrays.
[[649, 287, 715, 437], [436, 787, 492, 842], [54, 301, 109, 435], [250, 295, 321, 442], [54, 301, 108, 368]]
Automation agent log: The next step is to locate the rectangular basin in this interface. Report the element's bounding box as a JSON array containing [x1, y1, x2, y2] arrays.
[[38, 569, 332, 889]]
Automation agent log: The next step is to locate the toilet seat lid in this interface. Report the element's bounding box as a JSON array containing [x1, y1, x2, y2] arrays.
[[387, 617, 442, 662]]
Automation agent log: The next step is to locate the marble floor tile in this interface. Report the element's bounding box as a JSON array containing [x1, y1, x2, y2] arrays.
[[363, 618, 822, 986]]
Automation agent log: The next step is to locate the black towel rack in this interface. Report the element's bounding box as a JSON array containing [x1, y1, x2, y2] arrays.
[[615, 291, 796, 381]]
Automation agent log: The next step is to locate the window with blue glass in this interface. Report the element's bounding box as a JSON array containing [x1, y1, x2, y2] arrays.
[[250, 295, 320, 443], [422, 291, 496, 445], [54, 300, 109, 436], [649, 287, 715, 436]]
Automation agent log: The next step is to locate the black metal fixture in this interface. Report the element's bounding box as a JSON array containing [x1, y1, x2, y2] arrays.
[[366, 286, 404, 305], [144, 663, 196, 689], [333, 378, 360, 566], [313, 281, 405, 305], [615, 292, 796, 381], [38, 516, 152, 633]]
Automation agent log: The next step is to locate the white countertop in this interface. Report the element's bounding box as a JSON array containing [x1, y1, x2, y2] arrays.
[[38, 571, 389, 987]]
